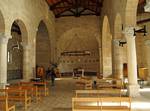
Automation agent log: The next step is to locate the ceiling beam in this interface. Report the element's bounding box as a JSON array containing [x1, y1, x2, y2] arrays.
[[55, 8, 73, 18], [48, 0, 104, 17], [137, 18, 150, 24], [59, 13, 97, 18], [75, 0, 79, 17], [50, 0, 72, 10]]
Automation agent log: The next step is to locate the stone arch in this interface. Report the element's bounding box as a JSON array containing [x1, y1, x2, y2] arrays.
[[0, 10, 5, 34], [11, 19, 28, 45], [36, 17, 56, 63], [36, 20, 51, 69], [125, 0, 139, 26], [102, 15, 112, 77], [114, 13, 122, 39], [7, 19, 28, 80], [57, 28, 100, 74]]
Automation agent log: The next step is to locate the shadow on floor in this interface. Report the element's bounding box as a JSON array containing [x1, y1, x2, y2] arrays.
[[52, 107, 72, 111]]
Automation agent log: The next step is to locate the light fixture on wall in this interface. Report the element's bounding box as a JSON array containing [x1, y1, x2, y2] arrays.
[[133, 25, 147, 36], [119, 40, 127, 47], [12, 41, 22, 50], [113, 39, 127, 47]]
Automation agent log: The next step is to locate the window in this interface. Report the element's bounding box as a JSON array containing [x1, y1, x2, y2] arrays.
[[7, 51, 12, 63]]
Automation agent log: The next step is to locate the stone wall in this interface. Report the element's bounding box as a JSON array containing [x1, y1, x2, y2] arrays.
[[0, 0, 55, 80], [56, 16, 101, 73], [136, 13, 150, 79]]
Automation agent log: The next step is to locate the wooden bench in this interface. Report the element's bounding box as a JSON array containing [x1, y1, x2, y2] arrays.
[[75, 89, 122, 97], [0, 95, 15, 111], [7, 85, 40, 102], [0, 89, 31, 110], [19, 82, 49, 96], [72, 97, 131, 111], [96, 78, 123, 89], [76, 77, 93, 90]]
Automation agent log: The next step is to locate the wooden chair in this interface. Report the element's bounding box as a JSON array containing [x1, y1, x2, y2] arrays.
[[19, 82, 49, 96], [0, 89, 31, 111], [0, 95, 15, 111]]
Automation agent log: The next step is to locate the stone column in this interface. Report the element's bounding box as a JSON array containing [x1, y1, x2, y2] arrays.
[[23, 44, 33, 80], [99, 47, 102, 74], [112, 39, 123, 79], [0, 35, 9, 88], [124, 27, 140, 97]]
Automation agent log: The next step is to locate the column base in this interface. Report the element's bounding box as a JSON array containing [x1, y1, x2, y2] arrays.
[[127, 84, 140, 97], [0, 83, 9, 89], [146, 76, 150, 85]]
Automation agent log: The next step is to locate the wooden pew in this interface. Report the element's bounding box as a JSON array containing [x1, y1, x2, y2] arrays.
[[19, 82, 49, 96], [0, 95, 15, 111], [0, 89, 31, 110], [72, 97, 131, 111], [75, 89, 121, 97], [96, 78, 123, 89], [76, 77, 93, 90], [7, 85, 40, 102]]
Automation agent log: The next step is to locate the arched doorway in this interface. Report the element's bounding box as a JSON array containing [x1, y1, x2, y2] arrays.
[[36, 21, 51, 74], [7, 20, 28, 81], [102, 16, 112, 77]]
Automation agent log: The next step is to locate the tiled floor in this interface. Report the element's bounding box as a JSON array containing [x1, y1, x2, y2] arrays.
[[11, 78, 150, 111]]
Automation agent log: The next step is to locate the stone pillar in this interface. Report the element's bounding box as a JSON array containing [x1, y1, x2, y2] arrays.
[[23, 44, 33, 80], [99, 47, 102, 74], [0, 36, 9, 88], [124, 27, 140, 97], [112, 39, 123, 79]]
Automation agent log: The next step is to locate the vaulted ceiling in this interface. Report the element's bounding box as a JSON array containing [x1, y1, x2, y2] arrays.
[[46, 0, 103, 18]]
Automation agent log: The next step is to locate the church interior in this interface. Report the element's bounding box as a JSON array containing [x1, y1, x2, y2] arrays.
[[0, 0, 150, 111]]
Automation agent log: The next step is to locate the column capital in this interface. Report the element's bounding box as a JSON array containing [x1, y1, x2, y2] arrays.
[[0, 37, 9, 44], [123, 26, 136, 39], [0, 33, 12, 44]]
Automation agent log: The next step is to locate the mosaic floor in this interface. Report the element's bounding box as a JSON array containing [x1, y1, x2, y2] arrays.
[[9, 78, 150, 111]]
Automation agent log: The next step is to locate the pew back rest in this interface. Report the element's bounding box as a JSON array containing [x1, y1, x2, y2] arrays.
[[72, 97, 131, 111], [76, 89, 121, 97]]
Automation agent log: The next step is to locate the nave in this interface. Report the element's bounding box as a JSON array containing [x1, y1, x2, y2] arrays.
[[8, 78, 150, 111]]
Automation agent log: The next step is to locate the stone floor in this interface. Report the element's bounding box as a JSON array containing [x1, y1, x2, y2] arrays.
[[10, 78, 150, 111]]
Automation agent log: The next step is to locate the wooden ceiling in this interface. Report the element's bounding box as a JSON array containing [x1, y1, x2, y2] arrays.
[[46, 0, 148, 18], [46, 0, 103, 18]]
